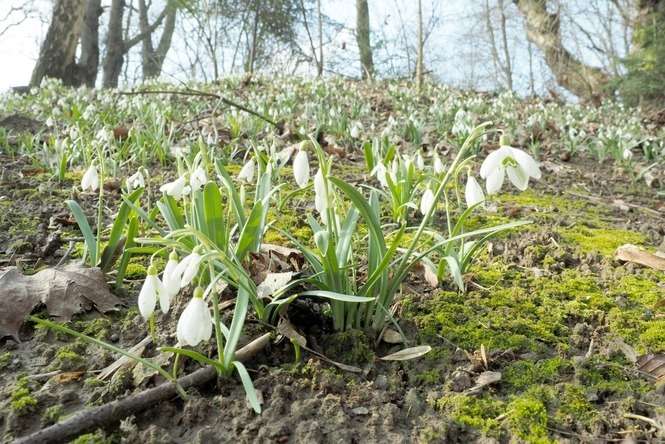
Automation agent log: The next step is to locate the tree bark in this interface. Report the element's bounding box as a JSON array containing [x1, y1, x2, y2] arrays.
[[356, 0, 374, 79], [498, 0, 513, 91], [514, 0, 610, 100], [317, 0, 323, 77], [30, 0, 86, 87], [102, 0, 126, 88], [139, 0, 177, 79], [416, 0, 424, 93], [79, 0, 103, 87]]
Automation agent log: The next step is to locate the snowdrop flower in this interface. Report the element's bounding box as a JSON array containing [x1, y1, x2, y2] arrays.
[[81, 164, 99, 191], [415, 153, 425, 170], [275, 145, 295, 166], [160, 250, 181, 312], [138, 265, 165, 320], [190, 166, 207, 190], [127, 170, 145, 190], [420, 188, 435, 215], [314, 168, 329, 224], [350, 121, 363, 139], [170, 144, 189, 158], [293, 149, 310, 188], [174, 248, 202, 288], [238, 159, 255, 183], [372, 163, 389, 188], [433, 154, 445, 174], [479, 145, 541, 194], [160, 176, 190, 200], [622, 148, 633, 161], [465, 176, 485, 208], [177, 288, 213, 347]]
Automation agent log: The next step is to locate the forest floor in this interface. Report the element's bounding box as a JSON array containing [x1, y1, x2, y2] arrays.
[[0, 80, 664, 443]]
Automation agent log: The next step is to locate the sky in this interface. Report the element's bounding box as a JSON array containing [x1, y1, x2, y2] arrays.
[[0, 0, 627, 95]]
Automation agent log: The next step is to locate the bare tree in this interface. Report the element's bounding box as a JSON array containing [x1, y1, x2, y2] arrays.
[[139, 0, 178, 79], [356, 0, 374, 79], [30, 0, 87, 87], [416, 0, 424, 92]]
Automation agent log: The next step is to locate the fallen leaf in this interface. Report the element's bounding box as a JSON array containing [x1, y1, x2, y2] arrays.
[[257, 272, 294, 299], [0, 264, 122, 340], [637, 354, 665, 381], [466, 371, 502, 394], [615, 244, 665, 271], [610, 337, 638, 363], [97, 336, 152, 380], [380, 345, 431, 361], [414, 261, 438, 288], [381, 328, 404, 344], [52, 371, 85, 384], [277, 317, 306, 347]]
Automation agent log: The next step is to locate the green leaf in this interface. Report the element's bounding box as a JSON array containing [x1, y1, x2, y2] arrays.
[[223, 285, 249, 368], [215, 160, 246, 227], [202, 182, 227, 250], [299, 290, 374, 303], [159, 346, 226, 374], [157, 195, 185, 231], [233, 361, 262, 413], [235, 200, 264, 261], [100, 188, 143, 272], [115, 216, 139, 286], [66, 199, 97, 266]]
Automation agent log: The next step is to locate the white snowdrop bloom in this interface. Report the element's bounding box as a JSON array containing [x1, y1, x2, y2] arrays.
[[372, 163, 389, 188], [433, 154, 445, 174], [160, 176, 190, 200], [293, 149, 310, 188], [175, 249, 202, 288], [314, 168, 329, 224], [350, 121, 363, 139], [420, 188, 435, 216], [190, 166, 207, 190], [127, 170, 145, 190], [479, 145, 541, 194], [622, 148, 633, 161], [170, 144, 189, 158], [275, 145, 295, 166], [138, 266, 164, 320], [465, 176, 485, 208], [81, 164, 99, 191], [238, 159, 255, 183], [177, 292, 213, 347], [160, 251, 181, 313], [415, 153, 425, 170]]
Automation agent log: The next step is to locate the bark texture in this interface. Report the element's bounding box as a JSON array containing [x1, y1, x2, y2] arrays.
[[355, 0, 374, 79], [514, 0, 610, 99], [139, 0, 177, 79], [78, 0, 103, 87], [30, 0, 86, 87]]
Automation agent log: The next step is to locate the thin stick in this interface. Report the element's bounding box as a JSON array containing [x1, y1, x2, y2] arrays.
[[117, 88, 278, 127], [15, 333, 272, 444]]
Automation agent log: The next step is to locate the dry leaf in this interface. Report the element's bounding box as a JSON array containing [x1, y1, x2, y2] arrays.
[[637, 354, 665, 381], [466, 371, 502, 394], [256, 272, 294, 299], [610, 337, 638, 363], [0, 265, 122, 340], [97, 336, 151, 380], [414, 262, 438, 288], [380, 345, 432, 361], [277, 317, 306, 347], [52, 371, 85, 384], [381, 328, 404, 344], [615, 244, 665, 271]]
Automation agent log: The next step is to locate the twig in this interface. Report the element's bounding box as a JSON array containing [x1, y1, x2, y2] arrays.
[[117, 88, 278, 127], [624, 413, 664, 432], [15, 333, 272, 444]]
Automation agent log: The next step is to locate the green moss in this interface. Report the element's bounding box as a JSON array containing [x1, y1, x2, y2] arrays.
[[412, 368, 442, 385], [42, 404, 63, 425], [554, 384, 598, 425], [558, 226, 645, 257], [507, 396, 553, 444], [51, 345, 86, 371], [10, 377, 38, 414], [123, 262, 147, 279], [322, 329, 374, 364], [433, 394, 504, 437], [504, 357, 573, 391], [0, 351, 12, 371], [70, 431, 113, 444], [75, 318, 112, 341]]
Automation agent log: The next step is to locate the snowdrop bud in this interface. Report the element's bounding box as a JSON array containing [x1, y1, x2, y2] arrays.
[[81, 164, 99, 191], [622, 148, 633, 161], [138, 264, 164, 320], [433, 154, 445, 174], [415, 153, 425, 170], [160, 176, 190, 200], [293, 149, 310, 189], [127, 170, 145, 190], [314, 168, 328, 224], [238, 159, 255, 183], [314, 230, 329, 255], [420, 189, 435, 216], [350, 122, 362, 139], [190, 166, 207, 190], [161, 250, 180, 312], [465, 176, 485, 208], [176, 288, 213, 347]]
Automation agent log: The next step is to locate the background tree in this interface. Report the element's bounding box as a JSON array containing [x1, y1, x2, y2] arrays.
[[355, 0, 374, 79]]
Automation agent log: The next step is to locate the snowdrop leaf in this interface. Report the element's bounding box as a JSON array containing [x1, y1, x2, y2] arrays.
[[380, 345, 432, 361]]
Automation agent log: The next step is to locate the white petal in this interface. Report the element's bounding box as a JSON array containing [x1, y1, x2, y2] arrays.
[[479, 146, 510, 179], [507, 165, 530, 191], [485, 168, 505, 194], [293, 150, 310, 188], [465, 176, 485, 207], [81, 165, 99, 191], [238, 160, 255, 183], [420, 189, 435, 215], [177, 298, 212, 346], [160, 177, 186, 199], [190, 167, 207, 189], [138, 275, 158, 319], [510, 147, 541, 179], [178, 253, 202, 288]]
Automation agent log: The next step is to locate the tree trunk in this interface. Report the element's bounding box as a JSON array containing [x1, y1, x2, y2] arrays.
[[79, 0, 103, 87], [139, 0, 177, 79], [415, 0, 424, 93], [317, 0, 323, 77], [498, 0, 513, 91], [102, 0, 126, 88], [30, 0, 86, 87], [356, 0, 374, 79], [514, 0, 610, 100]]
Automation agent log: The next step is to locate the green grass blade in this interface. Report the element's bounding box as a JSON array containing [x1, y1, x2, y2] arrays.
[[66, 199, 97, 266], [232, 361, 262, 413]]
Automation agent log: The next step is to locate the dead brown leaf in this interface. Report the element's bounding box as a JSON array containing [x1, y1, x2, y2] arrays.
[[0, 264, 122, 340], [637, 354, 665, 381], [52, 371, 85, 384], [615, 244, 665, 271], [466, 371, 502, 394]]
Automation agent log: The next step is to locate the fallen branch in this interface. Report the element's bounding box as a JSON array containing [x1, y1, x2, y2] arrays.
[[615, 244, 665, 271], [15, 333, 272, 444]]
